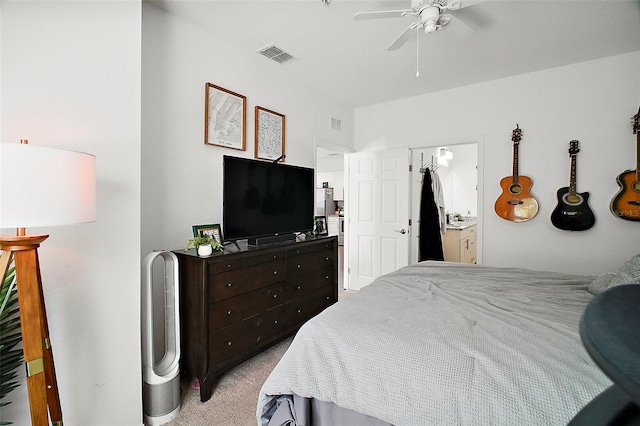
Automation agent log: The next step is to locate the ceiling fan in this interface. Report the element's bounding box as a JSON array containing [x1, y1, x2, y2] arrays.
[[355, 0, 477, 51]]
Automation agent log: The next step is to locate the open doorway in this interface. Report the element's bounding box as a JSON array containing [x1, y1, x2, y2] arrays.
[[410, 140, 483, 265], [315, 139, 352, 292]]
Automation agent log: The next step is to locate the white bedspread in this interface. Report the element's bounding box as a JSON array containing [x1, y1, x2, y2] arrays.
[[257, 261, 612, 425]]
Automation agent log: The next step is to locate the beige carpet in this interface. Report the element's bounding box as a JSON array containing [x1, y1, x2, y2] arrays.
[[166, 336, 292, 426]]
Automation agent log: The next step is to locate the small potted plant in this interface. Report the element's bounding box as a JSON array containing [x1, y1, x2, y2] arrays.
[[186, 234, 222, 257]]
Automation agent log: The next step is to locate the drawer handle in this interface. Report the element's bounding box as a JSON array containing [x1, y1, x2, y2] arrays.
[[325, 275, 329, 279], [274, 320, 278, 325], [297, 309, 302, 313], [326, 296, 330, 300], [273, 294, 278, 299], [296, 285, 301, 290], [227, 264, 231, 268], [297, 264, 301, 268], [227, 310, 232, 315], [326, 257, 329, 261], [227, 341, 232, 346], [227, 283, 233, 288], [273, 270, 278, 275]]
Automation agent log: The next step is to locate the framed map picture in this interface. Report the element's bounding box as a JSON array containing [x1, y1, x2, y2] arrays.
[[205, 83, 246, 150], [255, 106, 285, 161]]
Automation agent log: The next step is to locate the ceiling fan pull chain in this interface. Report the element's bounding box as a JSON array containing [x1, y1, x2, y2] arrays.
[[416, 25, 420, 77]]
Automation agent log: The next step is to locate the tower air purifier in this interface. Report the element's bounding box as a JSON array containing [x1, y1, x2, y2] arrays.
[[141, 251, 181, 425]]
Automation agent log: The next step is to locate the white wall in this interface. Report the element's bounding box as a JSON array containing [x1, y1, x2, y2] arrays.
[[355, 52, 640, 276], [1, 1, 142, 425], [141, 3, 354, 256], [317, 156, 345, 174]]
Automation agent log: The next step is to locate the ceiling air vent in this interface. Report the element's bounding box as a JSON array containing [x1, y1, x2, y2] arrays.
[[258, 44, 294, 64]]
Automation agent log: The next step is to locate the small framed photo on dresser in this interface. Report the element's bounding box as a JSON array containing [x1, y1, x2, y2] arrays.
[[313, 216, 328, 236], [192, 224, 223, 245]]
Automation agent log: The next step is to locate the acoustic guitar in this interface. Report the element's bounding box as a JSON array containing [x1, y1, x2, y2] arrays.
[[551, 141, 595, 231], [610, 107, 640, 221], [494, 125, 539, 222]]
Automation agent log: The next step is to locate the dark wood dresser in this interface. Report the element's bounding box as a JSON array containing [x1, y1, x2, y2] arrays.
[[173, 235, 338, 402]]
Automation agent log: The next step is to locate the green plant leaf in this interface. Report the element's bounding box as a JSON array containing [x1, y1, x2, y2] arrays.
[[0, 259, 22, 413]]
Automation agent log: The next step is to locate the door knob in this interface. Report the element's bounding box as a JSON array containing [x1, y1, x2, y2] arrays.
[[394, 229, 407, 234]]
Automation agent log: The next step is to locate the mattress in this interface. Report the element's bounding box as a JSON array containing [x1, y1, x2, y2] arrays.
[[257, 261, 611, 425]]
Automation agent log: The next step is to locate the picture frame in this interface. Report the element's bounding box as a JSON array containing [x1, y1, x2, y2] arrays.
[[192, 224, 223, 245], [255, 106, 285, 161], [205, 83, 246, 151], [313, 216, 328, 236]]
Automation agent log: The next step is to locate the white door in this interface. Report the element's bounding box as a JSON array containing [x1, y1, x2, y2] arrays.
[[346, 148, 410, 290]]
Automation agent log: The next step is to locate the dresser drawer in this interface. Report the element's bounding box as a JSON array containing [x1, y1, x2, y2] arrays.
[[289, 285, 335, 327], [208, 250, 285, 274], [209, 259, 286, 301], [209, 282, 285, 331], [287, 249, 334, 278], [209, 304, 289, 366], [286, 265, 334, 300], [287, 239, 334, 257]]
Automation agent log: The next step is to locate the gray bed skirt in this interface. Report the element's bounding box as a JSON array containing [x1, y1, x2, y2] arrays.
[[265, 394, 392, 426]]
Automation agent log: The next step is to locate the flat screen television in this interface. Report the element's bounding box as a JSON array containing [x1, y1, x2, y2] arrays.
[[222, 155, 315, 245]]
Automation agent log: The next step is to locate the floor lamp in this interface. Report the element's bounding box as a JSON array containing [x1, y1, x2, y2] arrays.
[[0, 141, 95, 426]]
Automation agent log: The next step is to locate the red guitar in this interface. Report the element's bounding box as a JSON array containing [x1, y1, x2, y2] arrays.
[[494, 125, 539, 222], [610, 107, 640, 221]]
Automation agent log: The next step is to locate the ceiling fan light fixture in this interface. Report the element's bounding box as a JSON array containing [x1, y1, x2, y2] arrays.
[[421, 6, 440, 22], [424, 21, 438, 33]]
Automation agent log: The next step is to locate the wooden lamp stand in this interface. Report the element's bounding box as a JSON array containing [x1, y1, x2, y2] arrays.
[[0, 233, 63, 426]]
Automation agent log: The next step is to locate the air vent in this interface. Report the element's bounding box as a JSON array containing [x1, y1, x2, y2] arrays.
[[258, 44, 294, 64], [331, 116, 342, 131]]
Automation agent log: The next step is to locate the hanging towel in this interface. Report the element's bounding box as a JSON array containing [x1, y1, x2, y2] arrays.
[[419, 170, 444, 261]]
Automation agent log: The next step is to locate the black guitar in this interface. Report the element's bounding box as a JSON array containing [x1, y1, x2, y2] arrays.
[[551, 140, 595, 231]]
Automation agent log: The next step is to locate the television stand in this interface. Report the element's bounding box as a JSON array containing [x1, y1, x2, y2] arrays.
[[248, 233, 296, 246]]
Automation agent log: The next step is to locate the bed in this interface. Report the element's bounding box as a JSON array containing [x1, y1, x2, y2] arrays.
[[257, 258, 640, 426]]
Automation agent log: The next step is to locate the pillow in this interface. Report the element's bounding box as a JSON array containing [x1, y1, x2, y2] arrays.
[[588, 272, 617, 295], [588, 254, 640, 295], [608, 253, 640, 287]]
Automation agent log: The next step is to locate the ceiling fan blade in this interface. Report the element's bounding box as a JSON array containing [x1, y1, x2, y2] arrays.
[[387, 21, 421, 51], [354, 10, 413, 20]]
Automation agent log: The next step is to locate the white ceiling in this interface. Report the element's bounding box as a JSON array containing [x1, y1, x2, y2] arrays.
[[148, 0, 640, 109]]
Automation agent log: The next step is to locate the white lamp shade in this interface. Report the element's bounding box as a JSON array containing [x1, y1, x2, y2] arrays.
[[0, 142, 96, 229]]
